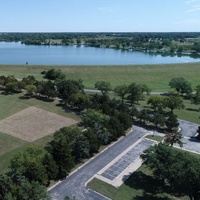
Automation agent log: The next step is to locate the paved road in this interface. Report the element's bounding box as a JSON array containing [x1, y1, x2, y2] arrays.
[[49, 126, 148, 200], [84, 89, 167, 95]]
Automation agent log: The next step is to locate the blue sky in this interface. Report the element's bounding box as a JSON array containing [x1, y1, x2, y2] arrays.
[[1, 0, 200, 32]]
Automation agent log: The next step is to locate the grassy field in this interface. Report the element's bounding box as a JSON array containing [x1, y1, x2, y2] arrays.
[[0, 62, 200, 91], [87, 164, 189, 200], [0, 92, 80, 174]]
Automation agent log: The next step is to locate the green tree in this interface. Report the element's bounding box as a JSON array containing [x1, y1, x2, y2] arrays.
[[152, 111, 166, 128], [82, 109, 110, 128], [140, 83, 151, 95], [68, 92, 89, 110], [53, 126, 91, 161], [169, 77, 193, 96], [46, 135, 74, 179], [0, 172, 51, 200], [83, 129, 100, 155], [21, 75, 36, 86], [42, 153, 58, 181], [114, 84, 128, 104], [25, 85, 37, 96], [127, 83, 144, 105], [43, 81, 57, 100], [5, 82, 19, 93], [164, 130, 183, 147], [10, 146, 49, 185], [191, 85, 200, 111], [0, 174, 12, 199], [165, 113, 179, 131], [107, 116, 125, 140], [43, 68, 65, 80], [141, 144, 200, 200], [72, 135, 90, 161], [164, 95, 185, 113], [138, 109, 150, 124], [93, 123, 111, 145], [95, 81, 111, 96], [56, 79, 84, 104], [129, 105, 139, 119], [147, 95, 165, 112], [192, 42, 200, 53], [117, 111, 132, 130]]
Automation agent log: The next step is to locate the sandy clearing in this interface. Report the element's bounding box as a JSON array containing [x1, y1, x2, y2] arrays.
[[0, 106, 77, 142]]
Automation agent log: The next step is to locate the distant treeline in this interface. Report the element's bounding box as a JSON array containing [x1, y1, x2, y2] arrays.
[[1, 32, 200, 53]]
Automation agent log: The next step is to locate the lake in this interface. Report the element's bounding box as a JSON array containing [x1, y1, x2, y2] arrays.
[[0, 42, 200, 65]]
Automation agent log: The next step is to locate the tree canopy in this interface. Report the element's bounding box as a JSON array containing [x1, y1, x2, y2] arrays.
[[141, 144, 200, 200], [169, 77, 193, 96]]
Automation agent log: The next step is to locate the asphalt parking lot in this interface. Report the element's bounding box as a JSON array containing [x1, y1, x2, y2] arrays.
[[100, 139, 154, 181], [50, 126, 148, 200], [179, 119, 199, 137]]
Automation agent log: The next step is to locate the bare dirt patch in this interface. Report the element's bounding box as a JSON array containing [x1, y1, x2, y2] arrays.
[[0, 106, 77, 142]]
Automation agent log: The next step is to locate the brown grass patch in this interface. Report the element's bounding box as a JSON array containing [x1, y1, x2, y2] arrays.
[[0, 106, 77, 142]]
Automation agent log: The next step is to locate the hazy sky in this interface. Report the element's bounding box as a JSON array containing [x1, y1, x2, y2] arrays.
[[1, 0, 200, 32]]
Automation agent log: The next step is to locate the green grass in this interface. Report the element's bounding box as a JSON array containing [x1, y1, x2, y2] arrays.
[[87, 165, 189, 200], [0, 143, 30, 174], [0, 133, 56, 175], [174, 99, 200, 124], [146, 135, 164, 142], [0, 92, 80, 121], [0, 62, 200, 91], [0, 132, 27, 157]]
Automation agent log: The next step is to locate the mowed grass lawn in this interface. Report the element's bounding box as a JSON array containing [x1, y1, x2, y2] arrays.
[[0, 92, 80, 174], [87, 165, 189, 200], [0, 62, 200, 91]]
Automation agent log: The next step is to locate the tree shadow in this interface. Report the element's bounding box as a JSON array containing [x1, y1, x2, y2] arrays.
[[56, 102, 82, 116], [34, 95, 54, 102], [124, 171, 173, 197], [160, 93, 171, 97], [18, 95, 31, 100], [189, 137, 200, 143], [134, 192, 171, 200], [133, 121, 166, 133], [1, 91, 18, 95], [186, 108, 199, 112]]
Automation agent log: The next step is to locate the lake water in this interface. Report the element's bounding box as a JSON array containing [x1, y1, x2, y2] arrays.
[[0, 42, 200, 65]]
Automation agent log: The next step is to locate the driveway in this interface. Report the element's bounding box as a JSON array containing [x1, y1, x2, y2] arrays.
[[49, 126, 148, 200]]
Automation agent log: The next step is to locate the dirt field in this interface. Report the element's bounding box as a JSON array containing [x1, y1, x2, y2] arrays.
[[0, 106, 77, 142]]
